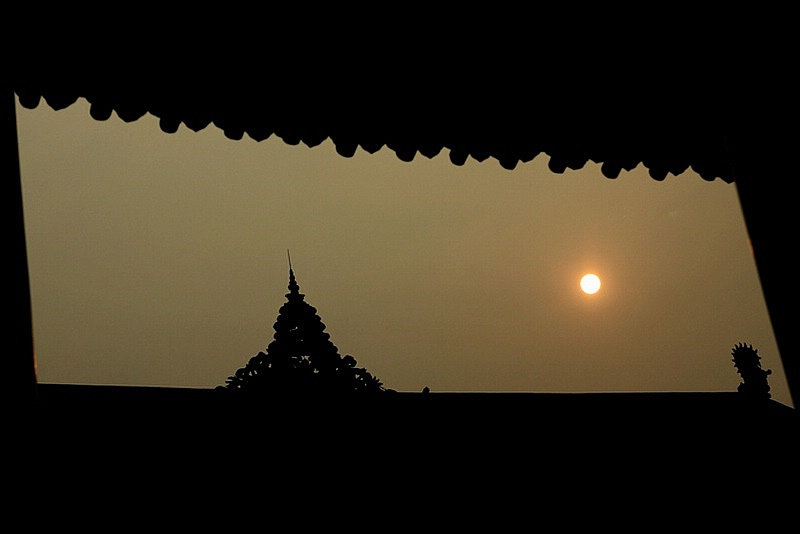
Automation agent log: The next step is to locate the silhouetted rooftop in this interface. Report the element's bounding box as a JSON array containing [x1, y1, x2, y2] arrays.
[[33, 383, 796, 428], [24, 388, 796, 519]]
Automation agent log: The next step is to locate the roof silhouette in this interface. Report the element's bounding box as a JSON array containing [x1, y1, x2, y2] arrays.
[[217, 262, 388, 396]]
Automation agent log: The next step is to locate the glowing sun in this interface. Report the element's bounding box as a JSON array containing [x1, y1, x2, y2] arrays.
[[580, 273, 601, 295]]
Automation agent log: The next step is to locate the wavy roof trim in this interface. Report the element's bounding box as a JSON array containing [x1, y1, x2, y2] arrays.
[[12, 79, 757, 183]]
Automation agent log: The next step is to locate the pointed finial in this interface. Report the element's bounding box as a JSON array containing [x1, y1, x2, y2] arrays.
[[287, 249, 300, 295]]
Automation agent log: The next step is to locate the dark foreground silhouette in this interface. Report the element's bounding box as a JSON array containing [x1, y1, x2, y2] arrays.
[[22, 263, 799, 496], [27, 339, 797, 495]]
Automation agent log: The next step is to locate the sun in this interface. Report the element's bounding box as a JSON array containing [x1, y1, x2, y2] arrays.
[[580, 273, 601, 295]]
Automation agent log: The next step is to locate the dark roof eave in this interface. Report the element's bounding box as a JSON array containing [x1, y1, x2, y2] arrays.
[[11, 79, 762, 183]]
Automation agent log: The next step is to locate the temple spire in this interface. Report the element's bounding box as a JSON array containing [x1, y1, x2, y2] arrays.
[[218, 253, 389, 395]]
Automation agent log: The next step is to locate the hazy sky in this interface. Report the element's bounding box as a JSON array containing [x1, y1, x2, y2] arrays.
[[15, 96, 793, 409]]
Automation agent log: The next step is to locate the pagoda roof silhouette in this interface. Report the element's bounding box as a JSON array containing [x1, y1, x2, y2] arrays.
[[217, 260, 388, 397]]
